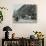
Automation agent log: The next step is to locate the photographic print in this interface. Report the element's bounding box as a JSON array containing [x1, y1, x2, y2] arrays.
[[13, 4, 37, 23]]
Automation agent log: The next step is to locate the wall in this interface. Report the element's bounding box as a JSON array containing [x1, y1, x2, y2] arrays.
[[0, 0, 46, 46]]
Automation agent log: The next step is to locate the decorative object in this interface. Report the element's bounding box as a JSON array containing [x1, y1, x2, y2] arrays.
[[12, 33, 15, 39], [0, 7, 8, 23], [0, 11, 3, 23], [33, 31, 44, 39], [13, 4, 37, 23], [3, 26, 12, 39], [0, 7, 8, 10], [30, 35, 35, 39]]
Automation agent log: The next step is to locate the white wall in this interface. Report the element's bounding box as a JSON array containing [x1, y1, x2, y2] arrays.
[[0, 0, 46, 46]]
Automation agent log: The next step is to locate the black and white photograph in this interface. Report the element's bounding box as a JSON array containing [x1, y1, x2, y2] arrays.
[[13, 4, 37, 23]]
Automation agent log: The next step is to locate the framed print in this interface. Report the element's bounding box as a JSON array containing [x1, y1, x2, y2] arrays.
[[13, 4, 37, 23]]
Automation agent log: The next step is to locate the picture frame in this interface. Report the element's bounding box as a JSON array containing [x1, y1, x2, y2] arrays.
[[13, 4, 37, 23]]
